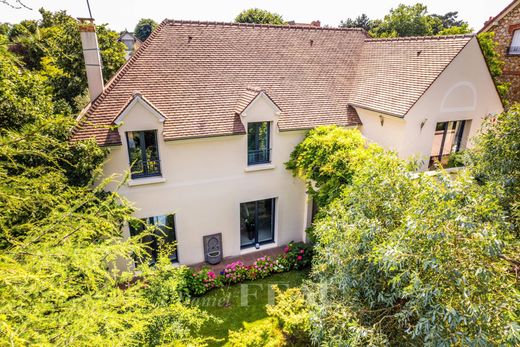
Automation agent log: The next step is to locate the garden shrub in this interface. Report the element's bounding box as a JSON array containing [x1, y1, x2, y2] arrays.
[[282, 242, 313, 270], [225, 317, 285, 347], [185, 243, 313, 296], [248, 256, 277, 279], [267, 286, 310, 344], [221, 261, 249, 284], [187, 269, 222, 295]]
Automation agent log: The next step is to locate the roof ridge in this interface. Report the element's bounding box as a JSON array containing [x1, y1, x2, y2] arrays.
[[365, 34, 475, 42], [165, 19, 368, 34]]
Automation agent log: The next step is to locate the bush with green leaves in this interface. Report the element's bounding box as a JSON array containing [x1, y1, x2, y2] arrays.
[[235, 8, 285, 25], [267, 286, 310, 344], [225, 317, 285, 347], [467, 105, 520, 236], [305, 150, 519, 345], [286, 125, 383, 209], [0, 39, 211, 345], [282, 241, 313, 270]]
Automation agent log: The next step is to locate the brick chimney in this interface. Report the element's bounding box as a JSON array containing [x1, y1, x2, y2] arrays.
[[78, 18, 104, 102]]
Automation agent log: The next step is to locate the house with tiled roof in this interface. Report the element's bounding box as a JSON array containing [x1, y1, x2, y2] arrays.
[[480, 0, 520, 102], [75, 18, 502, 266]]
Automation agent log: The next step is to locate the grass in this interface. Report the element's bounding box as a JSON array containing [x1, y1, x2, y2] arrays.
[[193, 269, 309, 346]]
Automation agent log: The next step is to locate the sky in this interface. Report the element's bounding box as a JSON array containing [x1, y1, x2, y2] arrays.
[[0, 0, 513, 32]]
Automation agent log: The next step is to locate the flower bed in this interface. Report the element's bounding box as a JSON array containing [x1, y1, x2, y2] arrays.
[[186, 242, 312, 296]]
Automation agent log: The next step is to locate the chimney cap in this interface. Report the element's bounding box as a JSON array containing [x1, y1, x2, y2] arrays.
[[78, 18, 96, 32]]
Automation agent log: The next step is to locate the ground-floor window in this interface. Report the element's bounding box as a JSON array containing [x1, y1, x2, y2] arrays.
[[240, 198, 275, 249], [129, 214, 178, 264], [429, 120, 468, 168]]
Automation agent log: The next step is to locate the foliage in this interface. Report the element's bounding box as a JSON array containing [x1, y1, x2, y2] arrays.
[[249, 256, 278, 279], [478, 32, 510, 102], [186, 245, 313, 296], [5, 8, 126, 112], [195, 270, 308, 345], [342, 4, 472, 37], [446, 150, 466, 168], [467, 105, 520, 235], [286, 125, 384, 209], [134, 18, 158, 42], [235, 8, 285, 25], [267, 286, 310, 341], [282, 241, 313, 270], [0, 33, 211, 345], [225, 317, 285, 347], [222, 260, 250, 284], [339, 14, 374, 31], [303, 148, 519, 345]]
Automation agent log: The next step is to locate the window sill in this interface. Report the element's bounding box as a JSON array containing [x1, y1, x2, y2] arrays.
[[244, 163, 276, 172], [240, 241, 277, 255], [128, 176, 166, 186]]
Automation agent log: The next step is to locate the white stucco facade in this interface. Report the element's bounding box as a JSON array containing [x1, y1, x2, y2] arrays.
[[102, 37, 503, 265], [104, 94, 309, 265], [357, 38, 503, 169]]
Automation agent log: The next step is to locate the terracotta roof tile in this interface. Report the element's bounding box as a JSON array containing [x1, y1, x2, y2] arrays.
[[350, 35, 473, 117], [71, 20, 472, 145]]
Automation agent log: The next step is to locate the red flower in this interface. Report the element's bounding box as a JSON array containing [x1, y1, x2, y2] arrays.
[[297, 255, 302, 261]]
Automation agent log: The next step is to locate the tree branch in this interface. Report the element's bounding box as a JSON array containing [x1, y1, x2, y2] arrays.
[[0, 0, 32, 10]]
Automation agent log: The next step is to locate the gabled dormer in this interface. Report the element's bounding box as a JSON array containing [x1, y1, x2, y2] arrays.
[[115, 92, 166, 182], [236, 88, 281, 168]]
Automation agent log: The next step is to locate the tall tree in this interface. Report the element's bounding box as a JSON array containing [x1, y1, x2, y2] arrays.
[[235, 8, 285, 25], [287, 126, 519, 345], [133, 18, 158, 42], [6, 8, 126, 113], [339, 14, 373, 31], [0, 33, 212, 345], [343, 4, 472, 37]]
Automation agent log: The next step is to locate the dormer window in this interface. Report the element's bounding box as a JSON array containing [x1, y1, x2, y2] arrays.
[[247, 122, 271, 165], [126, 130, 161, 178]]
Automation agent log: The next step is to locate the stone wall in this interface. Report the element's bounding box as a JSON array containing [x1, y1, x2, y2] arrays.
[[487, 3, 520, 102]]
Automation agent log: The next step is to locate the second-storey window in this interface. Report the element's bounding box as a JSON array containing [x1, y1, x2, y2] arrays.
[[126, 130, 161, 178], [247, 122, 271, 165]]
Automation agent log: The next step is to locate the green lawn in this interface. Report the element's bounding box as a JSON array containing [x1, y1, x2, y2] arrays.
[[194, 270, 309, 346]]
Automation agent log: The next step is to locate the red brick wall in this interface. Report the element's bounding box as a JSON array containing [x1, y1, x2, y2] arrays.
[[488, 4, 520, 102]]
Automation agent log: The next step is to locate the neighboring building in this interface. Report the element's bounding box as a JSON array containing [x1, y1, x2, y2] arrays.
[[74, 20, 502, 266], [480, 0, 520, 102], [118, 30, 142, 60]]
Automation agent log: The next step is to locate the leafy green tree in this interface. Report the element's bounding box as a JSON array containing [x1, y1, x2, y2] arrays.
[[340, 14, 374, 31], [467, 105, 520, 235], [0, 33, 211, 345], [365, 3, 471, 37], [235, 8, 285, 25], [287, 126, 519, 345], [286, 126, 384, 209], [478, 32, 510, 101], [133, 18, 158, 42], [310, 146, 517, 344], [6, 8, 126, 112]]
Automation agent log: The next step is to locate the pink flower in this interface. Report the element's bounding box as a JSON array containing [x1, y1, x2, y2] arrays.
[[300, 249, 305, 254], [297, 255, 302, 261], [284, 246, 290, 253]]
